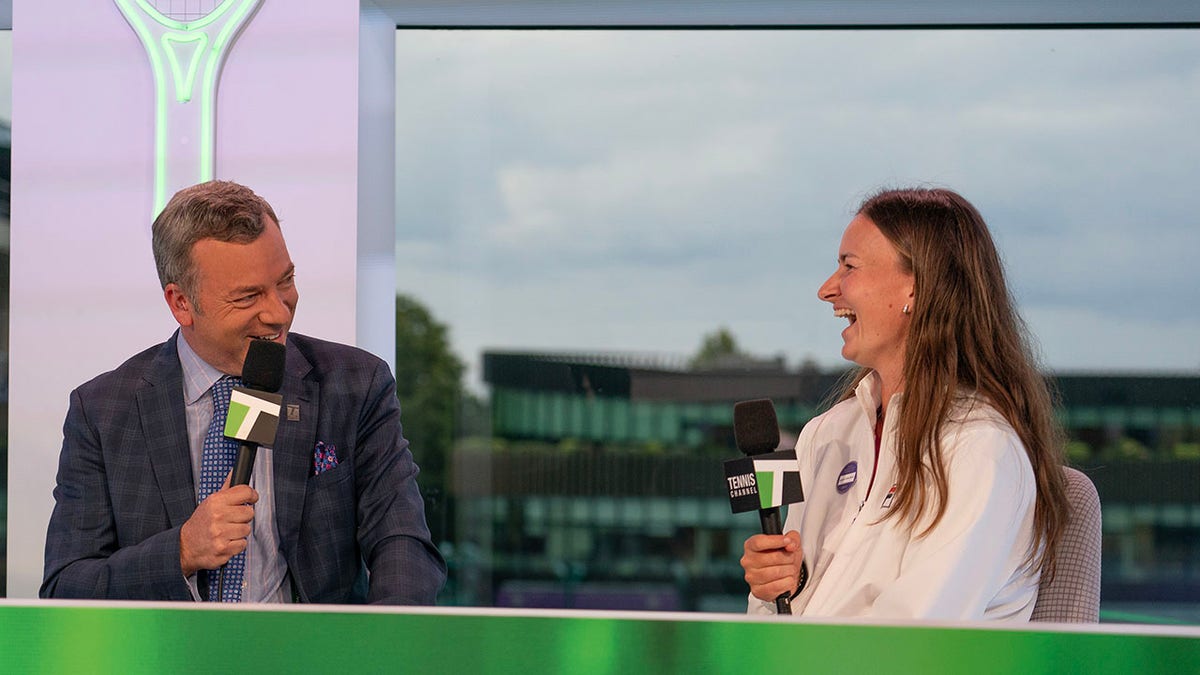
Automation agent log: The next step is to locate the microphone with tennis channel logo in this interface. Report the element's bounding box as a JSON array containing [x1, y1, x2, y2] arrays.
[[226, 339, 287, 486], [725, 398, 804, 614]]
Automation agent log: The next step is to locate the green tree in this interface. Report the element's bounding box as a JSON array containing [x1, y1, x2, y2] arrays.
[[393, 294, 465, 493], [689, 326, 748, 369]]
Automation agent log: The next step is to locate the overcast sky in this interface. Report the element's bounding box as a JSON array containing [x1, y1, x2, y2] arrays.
[[2, 29, 1195, 383], [394, 28, 1200, 388]]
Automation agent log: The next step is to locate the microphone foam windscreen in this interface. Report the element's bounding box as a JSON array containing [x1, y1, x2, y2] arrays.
[[734, 398, 780, 456], [242, 339, 286, 392]]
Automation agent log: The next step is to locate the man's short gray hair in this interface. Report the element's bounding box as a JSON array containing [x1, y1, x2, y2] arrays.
[[151, 180, 281, 298]]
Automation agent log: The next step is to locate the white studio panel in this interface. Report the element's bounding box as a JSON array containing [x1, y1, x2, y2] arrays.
[[8, 0, 391, 597]]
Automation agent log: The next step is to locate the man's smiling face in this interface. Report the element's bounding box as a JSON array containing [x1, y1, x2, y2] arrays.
[[165, 218, 298, 376]]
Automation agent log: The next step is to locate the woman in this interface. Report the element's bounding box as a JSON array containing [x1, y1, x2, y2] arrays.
[[741, 187, 1068, 620]]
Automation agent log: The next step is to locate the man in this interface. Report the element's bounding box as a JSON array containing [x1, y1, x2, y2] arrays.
[[42, 180, 446, 603]]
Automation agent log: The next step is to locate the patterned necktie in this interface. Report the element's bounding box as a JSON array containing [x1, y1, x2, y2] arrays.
[[199, 376, 246, 602]]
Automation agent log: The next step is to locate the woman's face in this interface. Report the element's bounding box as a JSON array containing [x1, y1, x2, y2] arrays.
[[818, 214, 915, 385]]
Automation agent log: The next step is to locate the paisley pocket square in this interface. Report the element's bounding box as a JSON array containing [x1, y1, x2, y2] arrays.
[[313, 441, 339, 476]]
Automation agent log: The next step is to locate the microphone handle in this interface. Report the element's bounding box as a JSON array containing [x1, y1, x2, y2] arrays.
[[231, 443, 258, 486], [758, 507, 793, 615], [758, 506, 783, 535]]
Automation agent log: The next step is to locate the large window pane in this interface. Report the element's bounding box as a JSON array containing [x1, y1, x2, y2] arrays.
[[396, 29, 1200, 621]]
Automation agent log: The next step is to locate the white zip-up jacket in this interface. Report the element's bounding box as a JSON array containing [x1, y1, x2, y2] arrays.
[[749, 372, 1039, 620]]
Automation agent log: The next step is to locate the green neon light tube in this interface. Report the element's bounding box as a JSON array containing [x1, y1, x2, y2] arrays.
[[114, 0, 262, 215]]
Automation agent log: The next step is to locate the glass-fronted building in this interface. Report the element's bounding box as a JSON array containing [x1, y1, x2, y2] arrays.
[[447, 351, 1200, 621]]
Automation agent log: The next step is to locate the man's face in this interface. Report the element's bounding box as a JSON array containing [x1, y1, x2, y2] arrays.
[[165, 219, 298, 376]]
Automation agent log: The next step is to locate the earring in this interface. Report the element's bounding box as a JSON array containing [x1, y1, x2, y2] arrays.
[[902, 304, 911, 315]]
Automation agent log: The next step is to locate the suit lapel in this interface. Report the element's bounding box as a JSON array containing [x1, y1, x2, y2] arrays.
[[273, 340, 319, 554], [138, 334, 197, 528]]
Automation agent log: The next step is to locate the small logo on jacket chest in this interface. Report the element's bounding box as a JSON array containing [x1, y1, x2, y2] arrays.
[[881, 483, 898, 509]]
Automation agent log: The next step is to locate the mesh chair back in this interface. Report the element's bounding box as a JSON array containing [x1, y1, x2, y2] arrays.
[[1031, 467, 1102, 622]]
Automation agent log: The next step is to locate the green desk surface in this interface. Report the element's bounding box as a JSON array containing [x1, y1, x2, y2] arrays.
[[3, 601, 1199, 674]]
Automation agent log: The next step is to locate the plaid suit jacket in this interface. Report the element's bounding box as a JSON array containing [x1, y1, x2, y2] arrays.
[[41, 332, 446, 604]]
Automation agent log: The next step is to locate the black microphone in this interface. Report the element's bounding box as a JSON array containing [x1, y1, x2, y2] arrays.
[[725, 398, 804, 614], [226, 339, 286, 486]]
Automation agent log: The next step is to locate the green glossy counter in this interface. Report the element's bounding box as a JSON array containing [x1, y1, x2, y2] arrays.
[[2, 601, 1199, 674]]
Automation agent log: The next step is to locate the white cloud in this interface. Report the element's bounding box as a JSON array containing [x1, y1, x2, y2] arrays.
[[489, 121, 783, 250]]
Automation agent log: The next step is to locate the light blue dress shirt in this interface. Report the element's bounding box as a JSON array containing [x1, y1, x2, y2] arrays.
[[178, 334, 290, 602]]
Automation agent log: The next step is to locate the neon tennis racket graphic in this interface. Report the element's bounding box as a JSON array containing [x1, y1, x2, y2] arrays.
[[114, 0, 263, 214]]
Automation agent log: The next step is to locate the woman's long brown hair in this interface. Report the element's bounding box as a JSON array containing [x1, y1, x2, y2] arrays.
[[838, 187, 1069, 577]]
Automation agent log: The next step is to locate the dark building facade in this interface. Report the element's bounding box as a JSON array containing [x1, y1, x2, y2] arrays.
[[446, 351, 1200, 620]]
